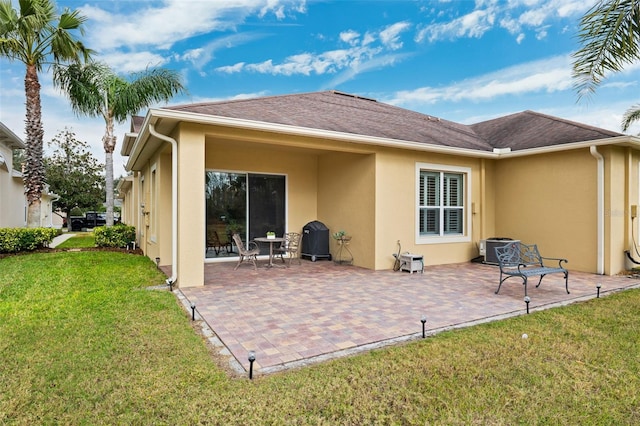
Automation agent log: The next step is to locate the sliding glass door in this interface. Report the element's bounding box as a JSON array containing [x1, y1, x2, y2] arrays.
[[205, 171, 285, 258]]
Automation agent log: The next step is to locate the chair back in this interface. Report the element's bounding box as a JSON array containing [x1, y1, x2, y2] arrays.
[[286, 232, 301, 252], [232, 233, 247, 253], [207, 230, 220, 245]]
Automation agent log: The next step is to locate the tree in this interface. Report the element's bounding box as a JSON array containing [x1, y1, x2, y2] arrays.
[[572, 0, 640, 131], [0, 0, 91, 227], [44, 128, 104, 221], [53, 62, 185, 226]]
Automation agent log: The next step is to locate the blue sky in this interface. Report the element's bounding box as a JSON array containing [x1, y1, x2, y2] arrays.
[[2, 0, 640, 174]]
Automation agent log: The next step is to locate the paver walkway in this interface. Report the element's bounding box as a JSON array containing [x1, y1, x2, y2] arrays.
[[50, 233, 76, 248], [178, 260, 639, 375]]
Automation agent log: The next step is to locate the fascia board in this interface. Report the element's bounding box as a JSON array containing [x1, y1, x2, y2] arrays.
[[144, 108, 498, 159], [496, 135, 640, 158], [124, 109, 640, 172], [0, 122, 26, 149]]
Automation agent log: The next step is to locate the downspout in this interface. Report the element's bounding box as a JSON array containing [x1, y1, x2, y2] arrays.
[[149, 124, 178, 286], [590, 146, 604, 274]]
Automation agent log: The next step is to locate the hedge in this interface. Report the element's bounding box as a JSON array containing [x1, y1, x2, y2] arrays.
[[0, 228, 59, 253], [94, 224, 136, 248]]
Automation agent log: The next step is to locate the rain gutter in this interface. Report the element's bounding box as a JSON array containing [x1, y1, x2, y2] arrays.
[[148, 124, 178, 286], [590, 146, 605, 275]]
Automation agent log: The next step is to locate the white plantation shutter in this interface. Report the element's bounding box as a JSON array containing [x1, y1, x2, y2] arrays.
[[419, 170, 464, 236], [444, 173, 463, 234]]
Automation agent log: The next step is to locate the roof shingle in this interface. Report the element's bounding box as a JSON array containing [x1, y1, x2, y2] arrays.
[[142, 91, 622, 153]]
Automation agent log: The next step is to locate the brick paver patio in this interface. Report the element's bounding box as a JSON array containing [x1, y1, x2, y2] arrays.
[[175, 260, 639, 375]]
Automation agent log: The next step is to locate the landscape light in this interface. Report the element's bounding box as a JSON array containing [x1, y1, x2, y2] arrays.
[[421, 315, 427, 338], [155, 257, 160, 269], [596, 283, 602, 298], [248, 351, 256, 380], [524, 296, 531, 314], [190, 302, 196, 321]]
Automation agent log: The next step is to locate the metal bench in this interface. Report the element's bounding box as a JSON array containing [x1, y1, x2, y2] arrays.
[[494, 241, 569, 297]]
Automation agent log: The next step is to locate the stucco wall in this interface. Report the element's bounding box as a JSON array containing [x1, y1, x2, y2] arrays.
[[317, 152, 376, 269], [494, 149, 598, 273], [204, 137, 319, 236], [0, 143, 26, 228], [604, 146, 640, 274], [373, 148, 487, 270]]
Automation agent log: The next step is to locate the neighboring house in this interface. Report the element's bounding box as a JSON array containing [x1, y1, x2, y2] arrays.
[[0, 122, 59, 228], [119, 90, 640, 288]]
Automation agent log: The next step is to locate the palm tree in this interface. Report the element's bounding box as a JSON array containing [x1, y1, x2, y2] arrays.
[[572, 0, 640, 130], [0, 0, 91, 227], [54, 62, 185, 226]]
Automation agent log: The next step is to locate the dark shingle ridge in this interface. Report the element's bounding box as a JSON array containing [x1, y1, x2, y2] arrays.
[[470, 110, 622, 151], [156, 91, 621, 152], [165, 90, 494, 151]]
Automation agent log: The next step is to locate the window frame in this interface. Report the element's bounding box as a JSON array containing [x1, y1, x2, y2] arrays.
[[416, 162, 471, 244]]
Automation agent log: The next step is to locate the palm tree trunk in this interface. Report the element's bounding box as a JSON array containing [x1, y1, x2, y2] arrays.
[[24, 64, 44, 228], [103, 117, 116, 226]]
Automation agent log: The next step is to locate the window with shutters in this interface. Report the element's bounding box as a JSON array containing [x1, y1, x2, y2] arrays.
[[416, 163, 471, 244]]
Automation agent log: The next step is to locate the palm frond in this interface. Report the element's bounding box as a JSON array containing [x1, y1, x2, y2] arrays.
[[621, 103, 640, 131], [112, 68, 186, 121], [572, 0, 640, 99]]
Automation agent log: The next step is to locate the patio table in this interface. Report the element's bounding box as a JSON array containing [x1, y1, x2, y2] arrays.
[[254, 237, 286, 268]]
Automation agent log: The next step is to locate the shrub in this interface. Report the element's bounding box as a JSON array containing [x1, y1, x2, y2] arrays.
[[94, 224, 136, 248], [0, 228, 59, 253]]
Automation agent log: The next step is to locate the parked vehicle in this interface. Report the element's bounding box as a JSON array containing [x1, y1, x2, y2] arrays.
[[69, 212, 110, 231]]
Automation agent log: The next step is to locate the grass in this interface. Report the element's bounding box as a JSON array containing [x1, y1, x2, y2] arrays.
[[54, 232, 96, 249], [1, 251, 639, 424]]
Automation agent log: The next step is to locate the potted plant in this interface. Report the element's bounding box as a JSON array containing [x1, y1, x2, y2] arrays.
[[332, 230, 351, 245], [266, 231, 276, 239]]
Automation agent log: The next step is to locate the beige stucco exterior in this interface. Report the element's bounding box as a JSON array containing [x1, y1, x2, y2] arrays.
[[1, 123, 57, 229], [120, 108, 640, 288], [0, 139, 26, 228]]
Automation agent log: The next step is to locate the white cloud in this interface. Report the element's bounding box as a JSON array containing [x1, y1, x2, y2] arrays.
[[340, 30, 360, 46], [389, 54, 573, 105], [215, 21, 409, 79], [217, 63, 247, 74], [379, 21, 411, 50], [175, 33, 266, 74], [99, 52, 170, 73], [83, 0, 304, 52], [416, 0, 590, 43]]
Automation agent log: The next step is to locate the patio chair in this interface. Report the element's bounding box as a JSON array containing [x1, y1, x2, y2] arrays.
[[232, 233, 260, 270], [206, 229, 228, 255], [275, 232, 302, 266]]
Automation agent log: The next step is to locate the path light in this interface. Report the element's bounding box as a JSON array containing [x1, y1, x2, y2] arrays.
[[155, 257, 160, 269], [421, 315, 427, 338], [524, 296, 530, 314], [248, 351, 256, 380], [166, 278, 174, 292], [596, 283, 602, 298], [190, 302, 196, 321]]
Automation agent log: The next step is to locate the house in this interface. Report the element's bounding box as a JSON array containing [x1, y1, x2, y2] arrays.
[[0, 122, 59, 228], [119, 90, 640, 288]]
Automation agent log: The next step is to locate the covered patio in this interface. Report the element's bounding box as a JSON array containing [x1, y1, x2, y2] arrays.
[[175, 260, 639, 376]]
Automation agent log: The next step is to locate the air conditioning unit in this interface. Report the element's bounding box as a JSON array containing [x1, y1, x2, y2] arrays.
[[482, 238, 519, 265]]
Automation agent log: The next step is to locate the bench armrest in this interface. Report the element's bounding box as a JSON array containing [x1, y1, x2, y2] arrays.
[[540, 256, 568, 268]]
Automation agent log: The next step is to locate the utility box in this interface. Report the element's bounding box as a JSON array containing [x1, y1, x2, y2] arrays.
[[483, 238, 519, 265], [400, 253, 424, 274]]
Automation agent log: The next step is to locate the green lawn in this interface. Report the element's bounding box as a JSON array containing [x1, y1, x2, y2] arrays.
[[1, 251, 639, 424], [54, 232, 96, 248]]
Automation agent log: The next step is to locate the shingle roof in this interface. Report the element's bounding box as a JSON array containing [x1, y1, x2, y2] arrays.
[[146, 91, 622, 153], [470, 110, 622, 150], [165, 90, 494, 151]]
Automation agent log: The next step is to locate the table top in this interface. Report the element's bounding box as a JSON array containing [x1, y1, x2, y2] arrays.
[[254, 237, 285, 243]]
